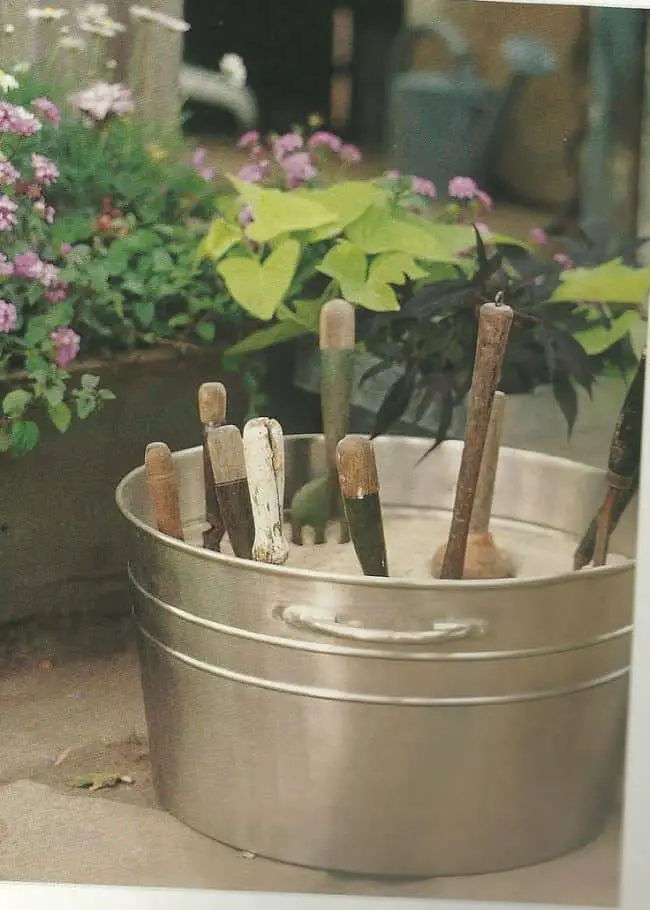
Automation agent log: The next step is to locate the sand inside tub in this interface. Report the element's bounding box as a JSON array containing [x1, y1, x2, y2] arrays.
[[183, 509, 630, 581]]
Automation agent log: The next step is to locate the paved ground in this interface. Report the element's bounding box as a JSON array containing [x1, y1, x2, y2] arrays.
[[0, 360, 643, 903]]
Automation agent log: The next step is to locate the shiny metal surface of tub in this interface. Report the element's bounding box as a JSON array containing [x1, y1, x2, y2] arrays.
[[115, 435, 634, 877]]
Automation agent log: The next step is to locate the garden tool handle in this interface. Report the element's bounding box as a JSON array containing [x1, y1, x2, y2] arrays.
[[336, 435, 389, 577], [198, 382, 227, 551], [606, 353, 646, 488], [281, 604, 486, 644], [243, 417, 289, 566], [469, 391, 506, 534], [439, 301, 514, 579], [206, 424, 255, 560], [144, 442, 184, 541]]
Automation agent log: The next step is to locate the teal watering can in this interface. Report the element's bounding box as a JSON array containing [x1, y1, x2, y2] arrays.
[[388, 19, 558, 192]]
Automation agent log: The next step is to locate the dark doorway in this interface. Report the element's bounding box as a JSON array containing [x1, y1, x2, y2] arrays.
[[183, 0, 404, 144]]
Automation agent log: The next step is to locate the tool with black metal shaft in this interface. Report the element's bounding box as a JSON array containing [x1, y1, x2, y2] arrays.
[[206, 424, 255, 560], [437, 300, 514, 580], [587, 352, 645, 568], [291, 298, 355, 545], [198, 382, 227, 552], [144, 442, 184, 541], [243, 417, 289, 565], [433, 391, 515, 579], [573, 472, 639, 570], [336, 435, 389, 577]]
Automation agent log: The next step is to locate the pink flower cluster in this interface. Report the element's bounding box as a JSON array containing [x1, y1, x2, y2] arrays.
[[447, 176, 492, 210], [0, 299, 17, 333], [234, 126, 363, 192], [190, 146, 218, 182], [50, 327, 81, 368], [31, 153, 59, 186], [31, 98, 61, 127], [0, 102, 41, 137]]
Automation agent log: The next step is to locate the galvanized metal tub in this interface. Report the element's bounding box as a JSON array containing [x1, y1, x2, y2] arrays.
[[115, 434, 634, 878]]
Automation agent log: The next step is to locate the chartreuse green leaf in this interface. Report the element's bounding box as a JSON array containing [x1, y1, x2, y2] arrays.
[[550, 260, 650, 305], [48, 401, 72, 433], [346, 203, 458, 261], [318, 243, 423, 312], [217, 239, 301, 320], [303, 181, 387, 242], [573, 309, 640, 355], [226, 175, 336, 244], [226, 300, 322, 355], [196, 218, 243, 263]]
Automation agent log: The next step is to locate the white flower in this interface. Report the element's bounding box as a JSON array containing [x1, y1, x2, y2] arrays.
[[27, 6, 69, 20], [80, 3, 108, 18], [58, 33, 86, 50], [0, 70, 19, 92], [71, 81, 134, 121], [3, 24, 16, 34], [11, 61, 31, 74], [219, 53, 247, 88], [77, 2, 126, 38], [129, 5, 190, 31]]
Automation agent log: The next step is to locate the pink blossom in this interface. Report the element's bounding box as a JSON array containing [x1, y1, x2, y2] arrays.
[[529, 227, 548, 245], [0, 253, 13, 276], [0, 102, 41, 137], [281, 151, 317, 188], [448, 176, 478, 200], [272, 132, 303, 160], [237, 162, 268, 184], [340, 143, 363, 164], [307, 130, 342, 153], [190, 146, 218, 181], [553, 253, 574, 271], [31, 97, 61, 126], [0, 160, 20, 186], [50, 327, 80, 367], [0, 299, 17, 333], [71, 82, 134, 122], [411, 176, 437, 199], [239, 204, 253, 226], [31, 153, 59, 185], [40, 263, 60, 287], [60, 243, 73, 255], [44, 282, 69, 304], [475, 189, 493, 211], [384, 169, 401, 180], [236, 130, 260, 149], [0, 195, 18, 231], [13, 251, 44, 279]]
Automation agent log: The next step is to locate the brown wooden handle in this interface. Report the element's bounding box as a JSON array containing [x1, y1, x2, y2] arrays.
[[336, 435, 389, 577], [469, 390, 506, 534], [439, 302, 514, 579], [206, 425, 255, 560], [144, 442, 184, 540], [198, 382, 227, 426], [198, 382, 227, 551]]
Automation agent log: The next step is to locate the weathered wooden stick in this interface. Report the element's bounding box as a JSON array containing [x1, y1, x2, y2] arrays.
[[198, 382, 227, 552], [573, 472, 638, 570], [206, 424, 255, 560], [592, 353, 645, 567], [433, 391, 514, 579], [438, 301, 514, 580], [290, 298, 355, 545], [336, 435, 389, 577], [243, 417, 289, 565], [144, 442, 184, 540]]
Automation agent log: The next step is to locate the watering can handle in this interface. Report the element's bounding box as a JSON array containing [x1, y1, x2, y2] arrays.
[[282, 604, 486, 645], [389, 20, 476, 79]]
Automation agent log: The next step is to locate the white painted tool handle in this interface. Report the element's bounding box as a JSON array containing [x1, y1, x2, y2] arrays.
[[243, 418, 289, 565]]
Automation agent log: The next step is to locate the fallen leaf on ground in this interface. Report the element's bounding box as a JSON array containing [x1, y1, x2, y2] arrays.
[[71, 772, 135, 792], [53, 746, 75, 766]]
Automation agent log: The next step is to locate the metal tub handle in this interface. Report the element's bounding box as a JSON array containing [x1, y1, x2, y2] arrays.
[[282, 605, 487, 645]]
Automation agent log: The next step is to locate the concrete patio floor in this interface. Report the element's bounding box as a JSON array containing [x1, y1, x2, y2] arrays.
[[0, 366, 642, 904]]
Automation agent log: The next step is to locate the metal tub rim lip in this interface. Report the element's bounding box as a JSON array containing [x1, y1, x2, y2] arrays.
[[115, 435, 635, 591]]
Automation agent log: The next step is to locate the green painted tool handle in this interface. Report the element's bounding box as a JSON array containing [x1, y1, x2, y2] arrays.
[[342, 494, 389, 577], [607, 353, 645, 485], [321, 348, 354, 474]]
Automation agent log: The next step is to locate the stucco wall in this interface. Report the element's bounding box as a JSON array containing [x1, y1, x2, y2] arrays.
[[405, 0, 587, 209]]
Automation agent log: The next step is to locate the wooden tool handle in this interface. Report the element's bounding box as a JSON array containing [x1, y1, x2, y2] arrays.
[[243, 417, 289, 565], [206, 424, 255, 560], [198, 382, 227, 426], [607, 353, 645, 486], [198, 383, 227, 551], [574, 472, 638, 570], [439, 301, 514, 579], [336, 435, 389, 577], [469, 391, 506, 534], [144, 442, 184, 540]]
